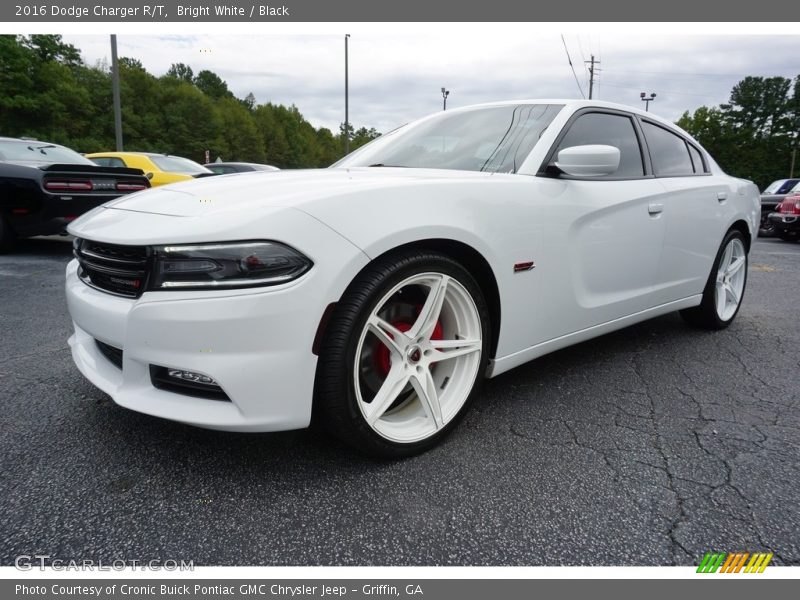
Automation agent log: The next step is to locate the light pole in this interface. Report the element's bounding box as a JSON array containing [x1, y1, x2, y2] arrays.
[[110, 35, 123, 151], [344, 34, 350, 156], [640, 92, 656, 112], [441, 87, 450, 111]]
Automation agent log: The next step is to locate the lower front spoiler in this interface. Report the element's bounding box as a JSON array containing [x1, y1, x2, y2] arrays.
[[68, 323, 308, 432]]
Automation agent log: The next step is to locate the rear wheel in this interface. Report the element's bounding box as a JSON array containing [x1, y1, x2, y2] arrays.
[[314, 251, 490, 458], [0, 214, 16, 253], [680, 229, 747, 330]]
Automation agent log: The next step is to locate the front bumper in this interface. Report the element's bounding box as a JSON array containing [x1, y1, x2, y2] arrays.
[[767, 212, 800, 232], [67, 260, 323, 431], [65, 210, 370, 431]]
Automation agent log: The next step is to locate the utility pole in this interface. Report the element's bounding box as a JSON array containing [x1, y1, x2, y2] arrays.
[[344, 34, 350, 156], [791, 146, 797, 178], [110, 35, 123, 151], [585, 54, 600, 100], [441, 87, 450, 110], [640, 92, 656, 112]]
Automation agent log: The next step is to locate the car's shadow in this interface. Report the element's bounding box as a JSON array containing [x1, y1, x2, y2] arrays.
[[85, 310, 706, 475], [8, 236, 74, 258]]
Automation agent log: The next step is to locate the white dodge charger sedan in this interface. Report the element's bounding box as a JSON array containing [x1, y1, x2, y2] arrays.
[[66, 100, 760, 457]]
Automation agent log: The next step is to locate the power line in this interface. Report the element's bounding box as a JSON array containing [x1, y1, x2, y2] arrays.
[[560, 34, 585, 99], [607, 69, 753, 78], [576, 35, 587, 64]]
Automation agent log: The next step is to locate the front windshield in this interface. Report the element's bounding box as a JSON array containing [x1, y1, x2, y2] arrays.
[[337, 104, 563, 173], [0, 141, 94, 165], [150, 155, 212, 174]]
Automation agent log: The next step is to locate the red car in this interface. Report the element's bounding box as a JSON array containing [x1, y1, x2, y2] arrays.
[[768, 193, 800, 241]]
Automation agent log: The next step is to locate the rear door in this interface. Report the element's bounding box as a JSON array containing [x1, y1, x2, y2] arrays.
[[638, 120, 732, 305]]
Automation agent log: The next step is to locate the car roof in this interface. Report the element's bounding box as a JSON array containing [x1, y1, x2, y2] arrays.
[[452, 98, 683, 129], [87, 151, 180, 158], [206, 162, 270, 167]]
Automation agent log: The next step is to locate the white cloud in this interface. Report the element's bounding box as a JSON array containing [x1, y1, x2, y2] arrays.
[[62, 32, 799, 133]]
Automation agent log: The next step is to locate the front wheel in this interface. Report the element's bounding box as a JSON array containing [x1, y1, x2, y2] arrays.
[[778, 231, 799, 242], [314, 251, 490, 458], [680, 229, 747, 330]]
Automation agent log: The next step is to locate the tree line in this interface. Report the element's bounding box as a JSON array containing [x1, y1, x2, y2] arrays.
[[1, 35, 797, 185], [0, 34, 380, 168], [677, 75, 799, 190]]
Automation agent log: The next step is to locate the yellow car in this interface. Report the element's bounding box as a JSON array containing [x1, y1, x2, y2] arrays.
[[86, 152, 213, 187]]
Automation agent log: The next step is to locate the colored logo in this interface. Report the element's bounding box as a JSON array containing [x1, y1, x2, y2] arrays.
[[697, 552, 773, 573]]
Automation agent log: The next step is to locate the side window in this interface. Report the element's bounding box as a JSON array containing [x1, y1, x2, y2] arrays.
[[642, 122, 694, 176], [91, 157, 110, 167], [108, 157, 127, 168], [687, 144, 707, 174], [555, 112, 644, 177]]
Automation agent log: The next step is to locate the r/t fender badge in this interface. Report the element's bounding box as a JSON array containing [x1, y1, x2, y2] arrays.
[[513, 261, 535, 273]]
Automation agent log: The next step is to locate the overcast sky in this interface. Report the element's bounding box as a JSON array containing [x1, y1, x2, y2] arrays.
[[63, 33, 799, 134]]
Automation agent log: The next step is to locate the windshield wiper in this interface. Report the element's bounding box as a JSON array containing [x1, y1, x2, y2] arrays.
[[367, 163, 407, 168]]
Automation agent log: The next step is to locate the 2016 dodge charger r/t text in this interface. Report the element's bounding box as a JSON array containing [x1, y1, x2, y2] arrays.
[[65, 100, 760, 457]]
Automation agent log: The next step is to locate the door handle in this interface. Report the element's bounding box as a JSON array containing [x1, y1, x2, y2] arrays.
[[648, 202, 664, 215], [717, 191, 728, 202]]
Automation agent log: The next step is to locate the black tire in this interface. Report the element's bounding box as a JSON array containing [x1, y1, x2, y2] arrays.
[[680, 229, 747, 330], [778, 231, 799, 242], [759, 214, 776, 237], [0, 214, 16, 253], [313, 250, 491, 458]]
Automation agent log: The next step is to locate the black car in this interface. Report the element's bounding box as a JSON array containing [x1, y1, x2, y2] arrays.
[[203, 161, 279, 174], [0, 137, 150, 251], [760, 178, 800, 237]]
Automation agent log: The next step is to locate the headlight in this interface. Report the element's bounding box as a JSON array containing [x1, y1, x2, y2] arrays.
[[150, 241, 312, 290]]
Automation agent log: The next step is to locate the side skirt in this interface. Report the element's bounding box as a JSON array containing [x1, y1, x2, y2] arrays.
[[486, 295, 703, 378]]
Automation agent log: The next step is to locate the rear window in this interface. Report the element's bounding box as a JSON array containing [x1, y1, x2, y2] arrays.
[[207, 165, 236, 174], [91, 156, 127, 168], [150, 155, 212, 175], [0, 141, 94, 165], [763, 179, 800, 194]]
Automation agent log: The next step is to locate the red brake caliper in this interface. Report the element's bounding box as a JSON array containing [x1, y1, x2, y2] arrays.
[[375, 311, 444, 377]]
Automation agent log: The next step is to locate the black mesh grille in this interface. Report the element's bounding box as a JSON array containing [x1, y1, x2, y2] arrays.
[[95, 339, 123, 369], [74, 238, 150, 298]]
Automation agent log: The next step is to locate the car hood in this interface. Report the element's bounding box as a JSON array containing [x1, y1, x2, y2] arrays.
[[102, 167, 493, 217]]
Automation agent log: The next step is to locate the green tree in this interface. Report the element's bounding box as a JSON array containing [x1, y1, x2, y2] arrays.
[[0, 34, 379, 168], [678, 74, 799, 189], [193, 69, 232, 100], [166, 62, 194, 83]]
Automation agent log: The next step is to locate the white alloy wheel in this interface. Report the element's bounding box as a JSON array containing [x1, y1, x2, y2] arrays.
[[353, 272, 483, 443], [714, 237, 746, 321]]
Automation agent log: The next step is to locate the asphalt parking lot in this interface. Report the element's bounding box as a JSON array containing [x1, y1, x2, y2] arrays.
[[1, 236, 798, 566]]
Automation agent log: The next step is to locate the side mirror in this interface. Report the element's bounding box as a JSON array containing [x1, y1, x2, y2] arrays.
[[554, 144, 621, 177], [145, 172, 154, 180]]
